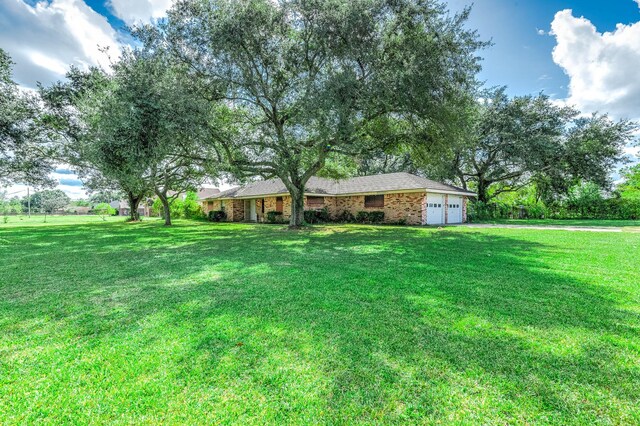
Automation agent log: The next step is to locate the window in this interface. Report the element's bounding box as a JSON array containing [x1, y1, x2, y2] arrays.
[[276, 196, 283, 212], [307, 196, 324, 207], [261, 198, 265, 213], [220, 200, 225, 209], [364, 194, 384, 208], [207, 201, 213, 208]]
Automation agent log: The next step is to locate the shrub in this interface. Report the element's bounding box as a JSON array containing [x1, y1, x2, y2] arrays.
[[355, 211, 368, 223], [303, 207, 330, 224], [266, 211, 284, 223], [356, 211, 385, 223], [183, 191, 205, 219], [208, 210, 227, 222], [93, 202, 116, 220], [368, 211, 385, 223], [335, 210, 355, 223], [170, 198, 185, 219]]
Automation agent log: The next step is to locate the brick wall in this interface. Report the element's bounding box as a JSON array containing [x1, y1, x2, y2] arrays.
[[334, 192, 425, 225]]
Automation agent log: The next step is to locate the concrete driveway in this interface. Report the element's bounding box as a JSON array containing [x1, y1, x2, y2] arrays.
[[457, 223, 624, 232]]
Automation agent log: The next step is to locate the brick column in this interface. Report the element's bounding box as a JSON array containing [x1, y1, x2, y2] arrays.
[[462, 196, 468, 222], [444, 194, 449, 224]]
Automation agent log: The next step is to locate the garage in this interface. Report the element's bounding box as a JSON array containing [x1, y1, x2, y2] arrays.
[[425, 193, 444, 225], [447, 196, 463, 223]]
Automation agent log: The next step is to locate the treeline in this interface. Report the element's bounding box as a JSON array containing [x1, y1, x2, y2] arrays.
[[1, 0, 637, 227], [469, 176, 640, 221]]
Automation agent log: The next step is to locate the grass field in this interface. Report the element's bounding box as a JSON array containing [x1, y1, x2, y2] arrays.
[[1, 218, 639, 424], [0, 214, 158, 226]]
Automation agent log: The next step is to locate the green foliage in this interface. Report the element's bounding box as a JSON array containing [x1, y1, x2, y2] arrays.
[[30, 190, 70, 215], [334, 210, 356, 223], [182, 191, 204, 219], [151, 198, 163, 217], [567, 181, 604, 217], [449, 88, 637, 203], [169, 198, 185, 219], [0, 194, 23, 215], [469, 181, 640, 221], [303, 208, 330, 224], [207, 210, 227, 222], [89, 191, 122, 204], [618, 164, 640, 200], [355, 211, 385, 223], [93, 202, 116, 220], [266, 211, 284, 223], [152, 192, 203, 220], [0, 48, 55, 186], [71, 200, 90, 207]]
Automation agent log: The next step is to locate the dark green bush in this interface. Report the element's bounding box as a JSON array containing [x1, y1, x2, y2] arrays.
[[208, 210, 227, 222], [368, 211, 385, 223], [266, 211, 284, 223], [356, 211, 385, 223], [335, 210, 355, 223], [304, 207, 330, 224]]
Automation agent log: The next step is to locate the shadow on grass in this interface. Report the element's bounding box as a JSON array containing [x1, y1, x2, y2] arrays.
[[1, 221, 639, 422]]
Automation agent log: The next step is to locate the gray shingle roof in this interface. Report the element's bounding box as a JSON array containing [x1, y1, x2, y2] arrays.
[[204, 172, 474, 200], [197, 188, 221, 199]]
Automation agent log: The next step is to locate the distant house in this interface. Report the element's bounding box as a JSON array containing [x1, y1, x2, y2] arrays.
[[74, 206, 91, 215], [200, 172, 474, 225], [109, 200, 150, 217]]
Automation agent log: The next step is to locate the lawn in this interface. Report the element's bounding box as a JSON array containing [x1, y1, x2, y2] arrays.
[[0, 214, 157, 227], [1, 219, 639, 424]]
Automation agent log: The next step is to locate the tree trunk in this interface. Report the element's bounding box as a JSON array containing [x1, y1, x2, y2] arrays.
[[477, 178, 489, 204], [156, 191, 172, 226], [288, 187, 305, 228], [127, 192, 141, 221]]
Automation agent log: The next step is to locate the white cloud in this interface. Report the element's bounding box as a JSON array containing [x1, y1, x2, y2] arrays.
[[4, 167, 87, 200], [550, 9, 640, 121], [536, 28, 546, 36], [0, 0, 121, 87], [108, 0, 174, 25]]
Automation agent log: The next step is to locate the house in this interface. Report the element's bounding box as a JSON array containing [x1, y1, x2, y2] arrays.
[[167, 187, 221, 201], [109, 200, 151, 217], [197, 188, 221, 199], [200, 172, 475, 225]]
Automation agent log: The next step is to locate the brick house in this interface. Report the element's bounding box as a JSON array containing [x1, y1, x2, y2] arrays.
[[200, 172, 475, 225]]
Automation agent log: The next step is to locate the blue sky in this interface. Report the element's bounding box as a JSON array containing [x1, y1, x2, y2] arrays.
[[1, 0, 640, 198], [449, 0, 640, 97]]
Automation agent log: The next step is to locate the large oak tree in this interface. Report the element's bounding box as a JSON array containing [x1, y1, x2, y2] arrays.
[[146, 0, 485, 226], [447, 89, 636, 203], [0, 49, 55, 187]]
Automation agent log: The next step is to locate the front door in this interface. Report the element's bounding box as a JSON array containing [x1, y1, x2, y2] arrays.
[[245, 199, 257, 221], [426, 194, 444, 225]]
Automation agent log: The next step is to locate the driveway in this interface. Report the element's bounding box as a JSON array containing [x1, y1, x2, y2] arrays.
[[458, 223, 624, 232]]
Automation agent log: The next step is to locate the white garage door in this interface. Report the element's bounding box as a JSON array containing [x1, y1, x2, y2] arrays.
[[426, 194, 444, 225], [447, 196, 463, 223]]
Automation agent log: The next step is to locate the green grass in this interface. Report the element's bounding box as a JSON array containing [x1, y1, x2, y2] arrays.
[[0, 214, 160, 227], [473, 218, 640, 227], [1, 219, 639, 424]]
